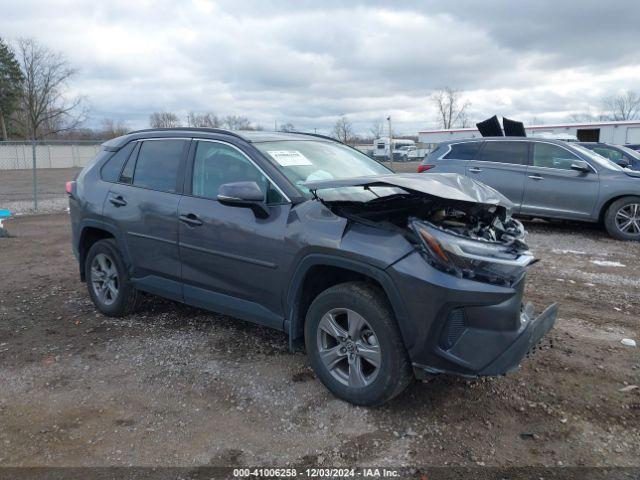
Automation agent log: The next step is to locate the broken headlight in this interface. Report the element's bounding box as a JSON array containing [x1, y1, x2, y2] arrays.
[[411, 220, 535, 286]]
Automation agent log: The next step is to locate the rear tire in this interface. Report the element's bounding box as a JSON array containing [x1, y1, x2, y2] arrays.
[[85, 239, 141, 316], [304, 281, 413, 406], [604, 196, 640, 241]]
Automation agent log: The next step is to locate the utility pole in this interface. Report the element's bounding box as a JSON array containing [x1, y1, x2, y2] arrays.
[[387, 116, 393, 170], [32, 137, 38, 212]]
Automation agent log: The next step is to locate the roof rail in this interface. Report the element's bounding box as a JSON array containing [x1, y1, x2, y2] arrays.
[[126, 127, 246, 141], [288, 131, 340, 143]]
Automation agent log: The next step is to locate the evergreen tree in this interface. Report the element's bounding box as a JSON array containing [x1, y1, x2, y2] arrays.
[[0, 38, 23, 140]]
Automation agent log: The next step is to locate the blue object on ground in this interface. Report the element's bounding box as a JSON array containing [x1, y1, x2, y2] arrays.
[[0, 209, 9, 237]]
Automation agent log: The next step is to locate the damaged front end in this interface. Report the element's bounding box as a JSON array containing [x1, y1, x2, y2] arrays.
[[409, 214, 534, 287], [306, 173, 557, 378], [306, 173, 535, 287]]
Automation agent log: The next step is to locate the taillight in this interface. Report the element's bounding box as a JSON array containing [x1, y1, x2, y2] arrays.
[[417, 164, 435, 173], [66, 181, 75, 195]]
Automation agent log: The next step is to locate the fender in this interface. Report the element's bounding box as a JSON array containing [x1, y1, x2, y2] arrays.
[[596, 192, 640, 219], [284, 253, 410, 351], [77, 219, 131, 280]]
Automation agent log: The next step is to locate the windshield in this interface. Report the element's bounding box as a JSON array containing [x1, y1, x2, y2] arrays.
[[572, 144, 624, 171], [255, 140, 392, 195]]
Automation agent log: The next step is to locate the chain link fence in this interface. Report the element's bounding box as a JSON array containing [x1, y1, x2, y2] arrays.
[[0, 140, 103, 214]]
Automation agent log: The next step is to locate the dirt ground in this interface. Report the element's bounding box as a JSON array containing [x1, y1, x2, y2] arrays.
[[0, 210, 639, 469]]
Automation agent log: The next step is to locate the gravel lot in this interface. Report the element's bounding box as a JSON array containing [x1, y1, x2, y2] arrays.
[[0, 212, 638, 468]]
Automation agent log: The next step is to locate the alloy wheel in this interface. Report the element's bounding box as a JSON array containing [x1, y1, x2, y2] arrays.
[[90, 253, 119, 306], [615, 203, 640, 236], [316, 308, 381, 388]]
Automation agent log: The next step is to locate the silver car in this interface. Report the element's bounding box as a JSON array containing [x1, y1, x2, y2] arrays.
[[418, 137, 640, 240]]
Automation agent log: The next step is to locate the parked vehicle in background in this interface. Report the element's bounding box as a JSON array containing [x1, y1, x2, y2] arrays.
[[397, 145, 429, 161], [578, 142, 640, 170], [373, 137, 416, 161], [419, 137, 640, 240], [68, 128, 557, 406]]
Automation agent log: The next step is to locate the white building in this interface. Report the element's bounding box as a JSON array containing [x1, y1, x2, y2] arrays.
[[418, 120, 640, 147]]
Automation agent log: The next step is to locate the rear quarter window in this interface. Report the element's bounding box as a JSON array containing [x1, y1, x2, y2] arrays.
[[100, 142, 135, 182], [443, 142, 482, 160]]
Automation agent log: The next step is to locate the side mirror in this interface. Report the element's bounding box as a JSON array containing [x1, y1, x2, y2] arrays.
[[217, 181, 269, 218], [570, 160, 592, 173]]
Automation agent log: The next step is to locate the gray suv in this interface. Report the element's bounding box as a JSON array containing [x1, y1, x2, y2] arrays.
[[419, 138, 640, 240], [69, 128, 557, 406]]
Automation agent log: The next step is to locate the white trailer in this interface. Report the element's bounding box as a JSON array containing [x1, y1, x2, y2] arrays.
[[372, 137, 416, 159], [418, 120, 640, 147]]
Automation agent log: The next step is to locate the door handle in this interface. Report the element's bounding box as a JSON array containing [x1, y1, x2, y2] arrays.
[[469, 167, 482, 172], [528, 175, 544, 180], [179, 213, 203, 227], [109, 195, 127, 207]]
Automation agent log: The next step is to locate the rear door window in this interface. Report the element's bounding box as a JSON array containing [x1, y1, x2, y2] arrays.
[[444, 142, 482, 160], [132, 140, 188, 192], [532, 143, 580, 170], [477, 141, 528, 165]]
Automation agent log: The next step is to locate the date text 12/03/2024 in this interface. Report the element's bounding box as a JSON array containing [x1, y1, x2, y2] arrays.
[[233, 468, 402, 477]]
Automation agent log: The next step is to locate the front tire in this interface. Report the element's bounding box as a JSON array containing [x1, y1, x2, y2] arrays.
[[604, 196, 640, 241], [85, 239, 141, 316], [304, 282, 412, 406]]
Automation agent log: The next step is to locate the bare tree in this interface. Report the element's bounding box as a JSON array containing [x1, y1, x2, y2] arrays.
[[187, 111, 220, 128], [332, 115, 355, 144], [431, 87, 471, 129], [13, 38, 85, 140], [369, 119, 384, 139], [222, 115, 252, 130], [149, 111, 180, 128], [101, 118, 129, 138], [278, 122, 296, 132], [603, 91, 640, 121]]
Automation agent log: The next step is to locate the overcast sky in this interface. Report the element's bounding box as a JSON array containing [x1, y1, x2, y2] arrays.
[[2, 0, 639, 135]]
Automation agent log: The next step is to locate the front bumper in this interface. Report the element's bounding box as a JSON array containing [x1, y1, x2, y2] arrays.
[[413, 302, 558, 377], [387, 251, 558, 377], [476, 302, 557, 376]]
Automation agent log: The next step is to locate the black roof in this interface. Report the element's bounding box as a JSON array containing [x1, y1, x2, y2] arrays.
[[102, 128, 335, 150]]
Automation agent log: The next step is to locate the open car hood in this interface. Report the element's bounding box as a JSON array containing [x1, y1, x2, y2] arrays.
[[305, 173, 514, 209]]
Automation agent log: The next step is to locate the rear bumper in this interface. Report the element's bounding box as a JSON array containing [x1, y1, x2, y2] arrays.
[[387, 251, 558, 377]]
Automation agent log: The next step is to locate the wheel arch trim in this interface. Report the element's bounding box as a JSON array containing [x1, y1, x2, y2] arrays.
[[284, 254, 410, 350], [599, 193, 640, 222], [77, 220, 130, 281]]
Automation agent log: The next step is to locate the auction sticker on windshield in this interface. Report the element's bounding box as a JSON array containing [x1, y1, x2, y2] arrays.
[[267, 150, 313, 167]]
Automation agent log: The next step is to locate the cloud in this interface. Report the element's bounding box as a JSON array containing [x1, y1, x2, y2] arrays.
[[1, 0, 639, 134]]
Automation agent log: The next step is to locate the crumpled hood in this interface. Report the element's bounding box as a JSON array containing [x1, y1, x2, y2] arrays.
[[305, 173, 514, 209]]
